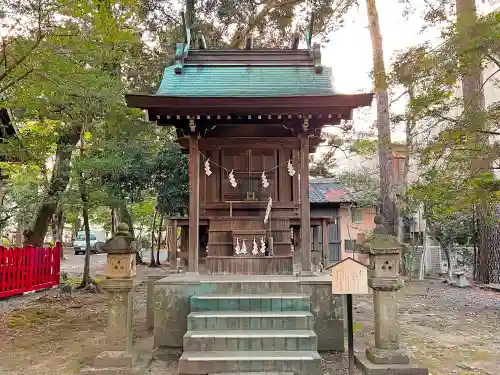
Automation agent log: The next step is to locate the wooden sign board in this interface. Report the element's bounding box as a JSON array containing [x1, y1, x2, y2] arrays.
[[331, 257, 369, 295]]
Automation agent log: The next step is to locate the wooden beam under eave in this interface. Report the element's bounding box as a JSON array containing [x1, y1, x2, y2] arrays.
[[176, 136, 322, 151]]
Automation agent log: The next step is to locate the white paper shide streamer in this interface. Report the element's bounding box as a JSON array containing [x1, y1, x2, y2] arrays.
[[252, 238, 258, 255], [204, 158, 212, 176], [241, 240, 247, 255], [234, 238, 240, 255], [228, 169, 238, 188], [261, 171, 270, 188], [260, 237, 266, 253], [287, 159, 296, 176], [264, 196, 273, 224]]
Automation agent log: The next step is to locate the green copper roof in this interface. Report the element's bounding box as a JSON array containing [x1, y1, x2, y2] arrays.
[[155, 65, 336, 97]]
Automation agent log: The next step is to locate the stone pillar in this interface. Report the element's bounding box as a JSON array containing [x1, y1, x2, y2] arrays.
[[355, 215, 428, 375], [80, 223, 150, 374], [299, 123, 312, 275], [188, 127, 200, 274]]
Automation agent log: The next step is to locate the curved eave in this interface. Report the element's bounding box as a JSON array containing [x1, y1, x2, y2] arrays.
[[125, 93, 374, 117]]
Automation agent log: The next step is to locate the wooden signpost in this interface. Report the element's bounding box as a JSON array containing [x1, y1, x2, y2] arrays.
[[329, 257, 369, 375]]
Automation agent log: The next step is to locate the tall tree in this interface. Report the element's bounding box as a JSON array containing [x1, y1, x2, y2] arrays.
[[456, 0, 500, 283], [365, 0, 397, 234]]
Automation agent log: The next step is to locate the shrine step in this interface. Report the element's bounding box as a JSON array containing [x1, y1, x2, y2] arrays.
[[178, 351, 322, 375], [183, 330, 317, 351], [189, 294, 310, 312], [187, 311, 314, 331]]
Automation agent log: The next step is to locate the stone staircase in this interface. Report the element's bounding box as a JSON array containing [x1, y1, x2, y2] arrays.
[[178, 294, 322, 375]]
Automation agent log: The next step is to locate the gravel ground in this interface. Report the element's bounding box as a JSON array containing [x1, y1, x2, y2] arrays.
[[1, 273, 499, 375], [352, 280, 500, 375]]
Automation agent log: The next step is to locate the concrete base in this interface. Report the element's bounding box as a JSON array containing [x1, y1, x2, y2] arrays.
[[355, 352, 428, 375], [298, 270, 317, 277], [153, 274, 345, 352], [452, 274, 470, 288], [79, 351, 152, 375], [366, 347, 410, 365]]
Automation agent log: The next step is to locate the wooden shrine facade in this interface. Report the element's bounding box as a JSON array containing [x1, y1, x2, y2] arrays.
[[126, 19, 372, 275]]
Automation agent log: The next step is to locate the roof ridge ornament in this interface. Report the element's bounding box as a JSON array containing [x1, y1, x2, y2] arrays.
[[174, 11, 191, 74], [304, 13, 323, 74]]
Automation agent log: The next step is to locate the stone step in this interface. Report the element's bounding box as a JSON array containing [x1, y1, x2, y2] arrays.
[[187, 311, 314, 331], [184, 330, 317, 351], [189, 294, 310, 312], [178, 351, 321, 375]]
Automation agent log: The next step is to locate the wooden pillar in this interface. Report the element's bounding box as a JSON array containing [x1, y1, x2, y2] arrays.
[[322, 219, 329, 264], [313, 226, 320, 252], [299, 128, 312, 273], [169, 219, 178, 263], [188, 132, 200, 273]]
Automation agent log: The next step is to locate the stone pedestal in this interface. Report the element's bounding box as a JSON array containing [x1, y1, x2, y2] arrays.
[[354, 216, 428, 375], [80, 223, 151, 375], [145, 274, 166, 331]]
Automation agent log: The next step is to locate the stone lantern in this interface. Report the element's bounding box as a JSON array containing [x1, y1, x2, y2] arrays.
[[355, 215, 428, 375], [104, 222, 137, 279], [80, 223, 150, 374]]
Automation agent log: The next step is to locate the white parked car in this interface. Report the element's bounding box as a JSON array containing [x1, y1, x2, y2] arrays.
[[73, 230, 107, 255]]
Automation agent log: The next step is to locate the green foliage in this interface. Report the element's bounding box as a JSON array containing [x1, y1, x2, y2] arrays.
[[390, 8, 500, 231], [153, 143, 189, 216], [144, 0, 358, 49], [348, 139, 378, 156]]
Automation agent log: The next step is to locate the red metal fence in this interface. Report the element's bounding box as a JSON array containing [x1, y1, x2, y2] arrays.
[[0, 243, 61, 299]]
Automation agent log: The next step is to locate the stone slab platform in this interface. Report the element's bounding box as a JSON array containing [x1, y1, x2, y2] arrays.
[[153, 273, 344, 352], [178, 350, 321, 375], [355, 352, 428, 375], [187, 311, 315, 330], [79, 353, 152, 375], [481, 283, 500, 293]]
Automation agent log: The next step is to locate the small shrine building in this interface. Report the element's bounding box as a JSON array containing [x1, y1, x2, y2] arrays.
[[126, 27, 372, 275]]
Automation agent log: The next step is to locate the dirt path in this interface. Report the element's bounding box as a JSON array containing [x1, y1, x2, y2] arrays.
[[353, 281, 500, 375], [0, 277, 498, 375]]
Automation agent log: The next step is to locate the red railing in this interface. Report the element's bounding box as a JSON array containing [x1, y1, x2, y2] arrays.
[[0, 243, 61, 299]]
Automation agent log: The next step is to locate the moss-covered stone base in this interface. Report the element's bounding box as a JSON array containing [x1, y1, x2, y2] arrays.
[[153, 274, 344, 352]]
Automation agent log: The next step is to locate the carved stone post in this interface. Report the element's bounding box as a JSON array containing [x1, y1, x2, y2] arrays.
[[355, 215, 428, 375], [80, 223, 150, 374]]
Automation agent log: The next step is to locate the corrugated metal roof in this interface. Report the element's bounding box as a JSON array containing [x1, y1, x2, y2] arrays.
[[155, 65, 335, 97], [309, 178, 355, 203]]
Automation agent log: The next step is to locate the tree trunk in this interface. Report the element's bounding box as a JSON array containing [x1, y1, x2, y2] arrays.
[[110, 207, 116, 235], [78, 132, 92, 288], [365, 0, 397, 235], [156, 215, 163, 266], [149, 209, 158, 267], [71, 218, 80, 242], [15, 218, 23, 247], [24, 123, 82, 246], [51, 208, 64, 258], [80, 180, 92, 287], [456, 0, 500, 283], [443, 243, 453, 281]]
